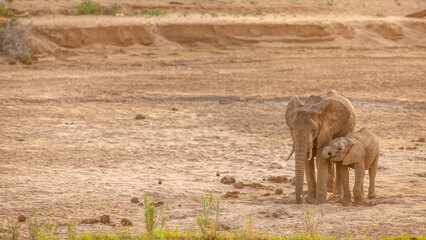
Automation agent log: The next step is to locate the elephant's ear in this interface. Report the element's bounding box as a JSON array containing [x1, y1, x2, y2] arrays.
[[314, 99, 351, 148], [342, 138, 365, 166], [285, 96, 303, 127]]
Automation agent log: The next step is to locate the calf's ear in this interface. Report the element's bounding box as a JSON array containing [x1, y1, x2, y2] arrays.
[[342, 138, 365, 166]]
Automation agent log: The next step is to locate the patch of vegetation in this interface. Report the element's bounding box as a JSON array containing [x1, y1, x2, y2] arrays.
[[5, 0, 14, 3], [304, 207, 324, 238], [254, 7, 261, 15], [0, 3, 13, 17], [210, 12, 218, 17], [140, 8, 166, 16], [76, 0, 101, 15], [105, 3, 121, 15], [143, 192, 166, 235], [0, 19, 36, 64], [0, 219, 20, 240], [27, 211, 56, 240], [182, 11, 189, 17], [327, 0, 334, 6], [196, 195, 220, 239]]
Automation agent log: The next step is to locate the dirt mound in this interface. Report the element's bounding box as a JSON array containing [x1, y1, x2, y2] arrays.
[[31, 18, 426, 49]]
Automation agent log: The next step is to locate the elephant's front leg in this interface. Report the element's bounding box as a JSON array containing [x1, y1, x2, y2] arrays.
[[353, 163, 365, 204], [304, 154, 316, 203], [314, 147, 329, 204], [334, 162, 343, 195], [340, 164, 351, 203], [327, 161, 335, 192]]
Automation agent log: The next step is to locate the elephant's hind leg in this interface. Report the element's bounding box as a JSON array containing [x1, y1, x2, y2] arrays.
[[368, 154, 379, 198]]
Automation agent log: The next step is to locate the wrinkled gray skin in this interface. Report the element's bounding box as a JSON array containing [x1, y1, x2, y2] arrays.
[[322, 128, 380, 203], [285, 90, 356, 204]]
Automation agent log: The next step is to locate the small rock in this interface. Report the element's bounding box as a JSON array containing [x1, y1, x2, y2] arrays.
[[131, 197, 139, 203], [418, 137, 425, 142], [138, 203, 144, 207], [120, 218, 132, 226], [172, 107, 178, 111], [216, 171, 220, 176], [178, 204, 182, 207], [158, 179, 162, 184], [18, 214, 26, 222], [272, 212, 281, 218], [275, 189, 283, 195], [220, 176, 236, 185], [82, 218, 100, 224], [135, 114, 146, 120], [399, 147, 405, 150], [262, 192, 271, 196], [100, 215, 110, 224], [233, 182, 244, 189], [154, 201, 164, 207], [222, 191, 239, 198]]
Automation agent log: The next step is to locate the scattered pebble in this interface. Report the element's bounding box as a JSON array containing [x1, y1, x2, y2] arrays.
[[222, 191, 239, 198], [131, 197, 139, 203], [233, 182, 244, 189], [135, 114, 146, 120], [221, 176, 236, 185], [100, 215, 110, 224], [154, 201, 164, 207], [275, 189, 283, 195], [172, 107, 178, 111], [120, 218, 132, 226], [158, 179, 162, 184], [18, 214, 26, 222], [216, 171, 220, 176], [418, 137, 425, 142], [265, 176, 290, 183], [81, 218, 100, 224]]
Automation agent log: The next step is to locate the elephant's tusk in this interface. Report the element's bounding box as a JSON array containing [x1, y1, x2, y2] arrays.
[[285, 148, 294, 162], [308, 148, 313, 161]]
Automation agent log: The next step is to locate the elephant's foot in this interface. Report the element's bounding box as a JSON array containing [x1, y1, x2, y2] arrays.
[[304, 194, 316, 204], [354, 196, 364, 204], [314, 195, 327, 205], [341, 196, 351, 204], [368, 192, 376, 198]]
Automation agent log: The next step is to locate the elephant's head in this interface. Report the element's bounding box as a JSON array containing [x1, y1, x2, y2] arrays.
[[322, 136, 366, 166], [285, 95, 351, 204]]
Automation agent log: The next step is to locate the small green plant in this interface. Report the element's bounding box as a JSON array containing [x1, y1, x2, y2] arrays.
[[196, 195, 220, 239], [0, 3, 13, 17], [144, 192, 166, 235], [210, 12, 218, 17], [106, 3, 121, 15], [27, 211, 56, 240], [254, 7, 261, 15], [76, 0, 101, 15], [327, 0, 334, 6], [182, 11, 189, 17], [304, 206, 324, 239], [5, 0, 14, 3], [140, 8, 166, 16], [67, 221, 77, 240]]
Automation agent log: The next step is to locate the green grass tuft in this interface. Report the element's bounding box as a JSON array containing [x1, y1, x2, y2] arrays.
[[76, 0, 101, 15], [140, 8, 166, 16]]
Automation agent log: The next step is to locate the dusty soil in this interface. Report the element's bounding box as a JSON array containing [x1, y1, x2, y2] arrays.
[[1, 0, 426, 239]]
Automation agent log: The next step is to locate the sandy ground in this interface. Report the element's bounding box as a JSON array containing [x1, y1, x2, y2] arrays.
[[1, 0, 426, 239]]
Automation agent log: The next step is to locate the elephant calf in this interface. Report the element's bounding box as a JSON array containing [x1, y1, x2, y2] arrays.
[[322, 128, 379, 203]]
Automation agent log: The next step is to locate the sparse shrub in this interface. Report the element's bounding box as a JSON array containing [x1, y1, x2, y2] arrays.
[[327, 0, 334, 6], [210, 12, 218, 17], [196, 195, 220, 239], [27, 211, 56, 240], [76, 0, 101, 15], [254, 7, 261, 15], [0, 219, 20, 240], [105, 3, 121, 15], [304, 207, 324, 238], [6, 0, 14, 3], [0, 3, 13, 17], [140, 8, 166, 16], [0, 19, 36, 64], [67, 221, 77, 240], [144, 192, 166, 235], [182, 11, 189, 17]]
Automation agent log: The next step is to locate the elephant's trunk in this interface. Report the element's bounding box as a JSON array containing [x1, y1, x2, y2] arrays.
[[322, 146, 333, 159], [294, 145, 308, 204]]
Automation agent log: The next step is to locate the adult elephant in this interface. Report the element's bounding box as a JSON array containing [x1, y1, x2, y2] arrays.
[[285, 90, 356, 204]]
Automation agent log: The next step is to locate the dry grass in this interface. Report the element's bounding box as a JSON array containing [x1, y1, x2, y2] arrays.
[[0, 19, 36, 64]]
